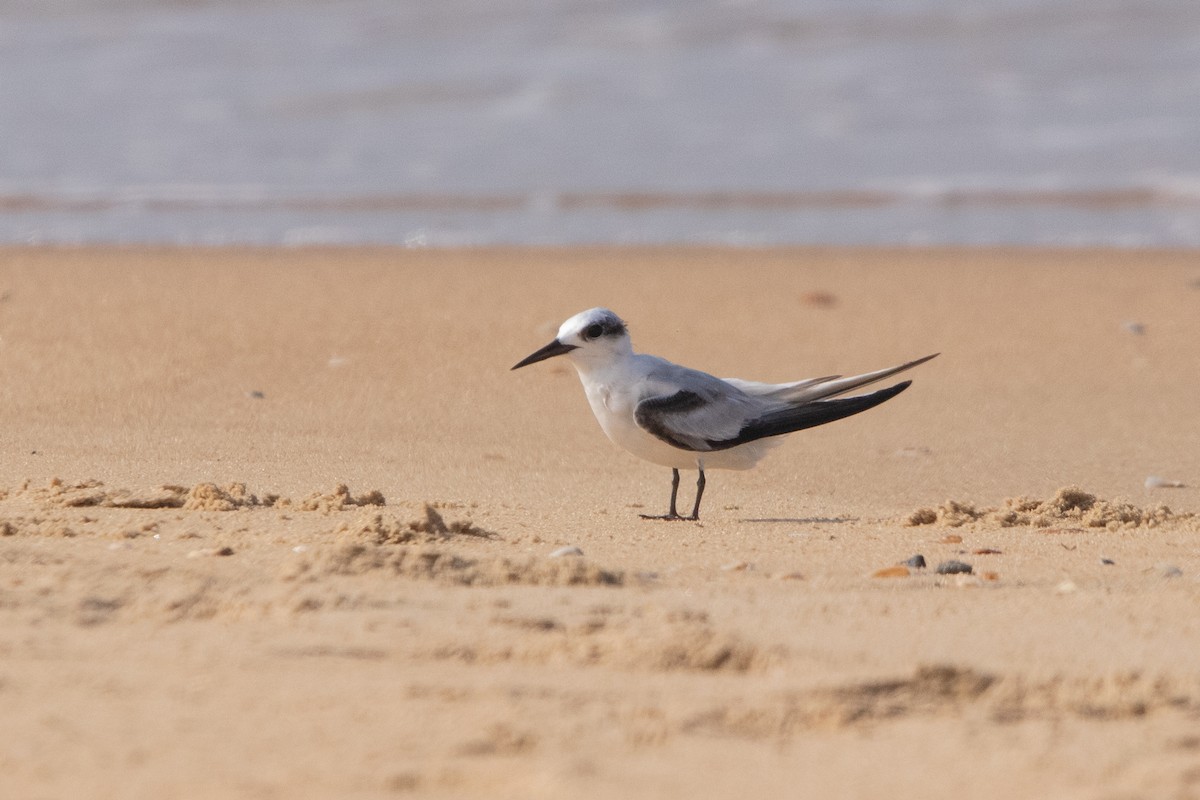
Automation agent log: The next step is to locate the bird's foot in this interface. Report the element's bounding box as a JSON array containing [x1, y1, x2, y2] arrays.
[[638, 512, 699, 522]]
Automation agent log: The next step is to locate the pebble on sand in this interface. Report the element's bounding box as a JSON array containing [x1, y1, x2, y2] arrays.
[[901, 554, 927, 569], [1156, 563, 1183, 578], [936, 560, 973, 575], [548, 546, 584, 558], [872, 565, 911, 578], [799, 290, 838, 308], [1145, 475, 1186, 489], [187, 546, 235, 558]]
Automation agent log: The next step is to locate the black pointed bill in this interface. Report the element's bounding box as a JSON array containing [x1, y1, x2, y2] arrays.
[[511, 339, 578, 370]]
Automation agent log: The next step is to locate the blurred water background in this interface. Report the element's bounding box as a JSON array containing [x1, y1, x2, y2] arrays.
[[2, 0, 1199, 247]]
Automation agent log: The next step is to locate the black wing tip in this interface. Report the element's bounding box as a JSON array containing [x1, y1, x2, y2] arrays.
[[856, 379, 911, 405], [707, 379, 916, 450]]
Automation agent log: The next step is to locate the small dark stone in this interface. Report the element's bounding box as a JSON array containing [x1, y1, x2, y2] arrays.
[[1101, 558, 1115, 566], [936, 559, 973, 575], [901, 554, 927, 569], [215, 546, 235, 556], [247, 390, 265, 399]]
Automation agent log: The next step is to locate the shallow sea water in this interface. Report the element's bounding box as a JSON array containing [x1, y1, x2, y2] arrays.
[[2, 0, 1199, 246]]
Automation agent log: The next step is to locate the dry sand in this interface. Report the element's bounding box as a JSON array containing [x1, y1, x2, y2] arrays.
[[1, 246, 1199, 799]]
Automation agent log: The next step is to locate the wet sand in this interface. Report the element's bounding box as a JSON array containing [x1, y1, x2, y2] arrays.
[[1, 246, 1199, 799]]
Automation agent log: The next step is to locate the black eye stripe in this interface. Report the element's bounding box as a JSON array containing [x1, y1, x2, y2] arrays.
[[579, 314, 628, 341]]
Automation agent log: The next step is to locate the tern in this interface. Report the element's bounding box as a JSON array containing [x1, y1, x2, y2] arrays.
[[512, 307, 937, 521]]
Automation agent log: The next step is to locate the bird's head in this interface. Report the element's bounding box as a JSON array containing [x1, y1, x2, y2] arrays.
[[511, 307, 632, 371]]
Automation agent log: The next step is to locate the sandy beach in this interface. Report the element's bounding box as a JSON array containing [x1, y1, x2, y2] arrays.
[[1, 246, 1199, 799]]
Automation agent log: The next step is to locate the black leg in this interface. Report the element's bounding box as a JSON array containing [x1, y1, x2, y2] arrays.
[[687, 468, 705, 520], [640, 468, 684, 520], [669, 468, 680, 516], [640, 468, 707, 521]]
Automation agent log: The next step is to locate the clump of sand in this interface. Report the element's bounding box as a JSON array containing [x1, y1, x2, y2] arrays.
[[282, 542, 622, 588], [7, 478, 389, 513], [280, 502, 619, 588], [0, 516, 79, 538], [182, 482, 278, 511], [906, 486, 1191, 530], [335, 505, 494, 545], [27, 478, 190, 509], [297, 484, 386, 513], [18, 478, 277, 510]]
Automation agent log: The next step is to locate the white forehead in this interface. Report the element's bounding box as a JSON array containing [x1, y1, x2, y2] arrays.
[[557, 307, 620, 338]]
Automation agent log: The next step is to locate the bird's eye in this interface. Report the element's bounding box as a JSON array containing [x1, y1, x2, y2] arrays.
[[584, 323, 604, 340]]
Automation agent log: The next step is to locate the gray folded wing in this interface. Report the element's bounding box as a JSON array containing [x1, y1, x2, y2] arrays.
[[633, 363, 766, 452], [634, 354, 938, 452]]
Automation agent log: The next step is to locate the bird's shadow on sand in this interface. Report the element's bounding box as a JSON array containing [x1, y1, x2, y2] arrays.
[[737, 517, 858, 525]]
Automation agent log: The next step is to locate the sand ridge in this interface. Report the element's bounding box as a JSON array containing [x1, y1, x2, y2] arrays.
[[905, 485, 1196, 530]]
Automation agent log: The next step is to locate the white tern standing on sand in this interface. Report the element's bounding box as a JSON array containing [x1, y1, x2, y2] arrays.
[[512, 307, 937, 521]]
